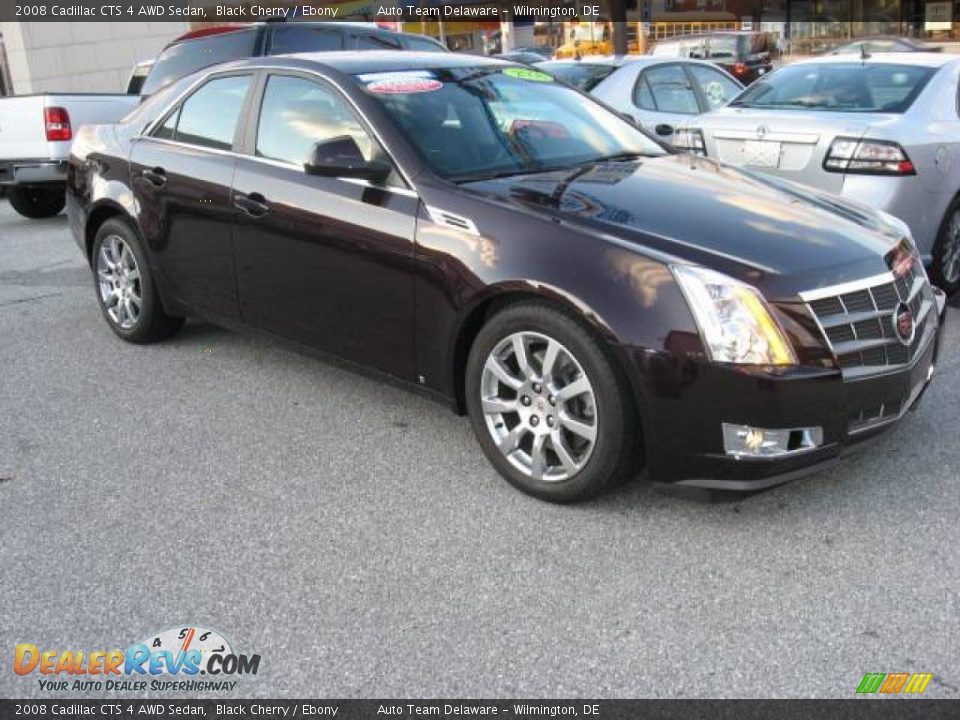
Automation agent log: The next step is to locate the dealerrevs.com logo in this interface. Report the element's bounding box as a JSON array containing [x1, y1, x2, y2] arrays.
[[14, 626, 261, 692]]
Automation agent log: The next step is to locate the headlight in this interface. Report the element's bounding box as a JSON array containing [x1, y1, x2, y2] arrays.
[[672, 265, 797, 365]]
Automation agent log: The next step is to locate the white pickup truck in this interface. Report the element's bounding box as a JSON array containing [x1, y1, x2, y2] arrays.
[[0, 93, 139, 218]]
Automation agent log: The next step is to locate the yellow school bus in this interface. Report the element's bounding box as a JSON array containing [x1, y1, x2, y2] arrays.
[[553, 22, 639, 58]]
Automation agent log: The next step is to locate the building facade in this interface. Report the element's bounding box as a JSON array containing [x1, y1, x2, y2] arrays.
[[0, 22, 188, 96]]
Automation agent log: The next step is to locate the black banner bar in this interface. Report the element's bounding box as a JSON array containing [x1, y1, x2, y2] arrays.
[[2, 700, 960, 720], [1, 1, 949, 23]]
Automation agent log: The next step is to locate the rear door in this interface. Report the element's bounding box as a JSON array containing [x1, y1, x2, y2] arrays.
[[231, 71, 418, 379], [130, 72, 255, 318], [632, 64, 702, 140]]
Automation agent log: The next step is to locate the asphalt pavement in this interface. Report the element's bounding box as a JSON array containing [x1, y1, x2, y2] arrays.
[[0, 200, 958, 699]]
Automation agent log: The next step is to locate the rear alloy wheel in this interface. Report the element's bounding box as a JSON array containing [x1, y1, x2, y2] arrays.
[[7, 186, 65, 219], [932, 198, 960, 295], [466, 303, 637, 503], [92, 218, 183, 343]]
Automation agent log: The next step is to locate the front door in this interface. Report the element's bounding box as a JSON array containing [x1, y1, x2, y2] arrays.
[[231, 72, 418, 380]]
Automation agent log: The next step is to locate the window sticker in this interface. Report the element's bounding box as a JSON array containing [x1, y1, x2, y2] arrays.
[[367, 77, 444, 94], [502, 67, 554, 83], [357, 70, 436, 83]]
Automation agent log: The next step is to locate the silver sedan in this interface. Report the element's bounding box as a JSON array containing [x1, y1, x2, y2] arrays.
[[689, 52, 960, 292], [539, 56, 743, 145]]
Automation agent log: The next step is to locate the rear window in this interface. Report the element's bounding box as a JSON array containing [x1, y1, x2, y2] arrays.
[[141, 30, 258, 96], [705, 36, 740, 59], [539, 63, 616, 92], [730, 63, 935, 113], [269, 26, 344, 54]]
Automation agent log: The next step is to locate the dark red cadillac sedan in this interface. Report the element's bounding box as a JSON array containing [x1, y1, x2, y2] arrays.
[[67, 52, 946, 502]]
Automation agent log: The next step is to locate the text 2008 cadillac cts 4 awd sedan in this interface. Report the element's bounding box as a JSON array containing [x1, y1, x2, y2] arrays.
[[67, 53, 947, 502]]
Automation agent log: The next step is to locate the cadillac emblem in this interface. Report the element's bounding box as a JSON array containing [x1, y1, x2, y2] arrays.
[[894, 303, 915, 346]]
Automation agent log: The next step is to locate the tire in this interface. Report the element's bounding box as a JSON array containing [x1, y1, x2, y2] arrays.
[[931, 196, 960, 295], [91, 218, 184, 344], [465, 302, 638, 503], [7, 185, 65, 219]]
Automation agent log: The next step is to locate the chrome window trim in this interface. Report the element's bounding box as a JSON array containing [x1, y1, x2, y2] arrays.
[[136, 136, 418, 199], [141, 63, 419, 194]]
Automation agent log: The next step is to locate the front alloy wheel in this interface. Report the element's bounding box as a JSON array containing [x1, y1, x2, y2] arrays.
[[466, 302, 637, 503], [481, 331, 597, 482]]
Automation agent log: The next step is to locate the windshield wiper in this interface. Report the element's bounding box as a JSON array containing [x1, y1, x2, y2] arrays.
[[588, 151, 649, 163], [451, 166, 556, 184]]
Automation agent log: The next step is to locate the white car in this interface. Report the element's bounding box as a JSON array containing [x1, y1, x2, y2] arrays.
[[0, 93, 138, 218], [689, 53, 960, 292], [539, 56, 743, 144]]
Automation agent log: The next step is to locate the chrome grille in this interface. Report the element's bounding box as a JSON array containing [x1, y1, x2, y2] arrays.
[[800, 262, 935, 380]]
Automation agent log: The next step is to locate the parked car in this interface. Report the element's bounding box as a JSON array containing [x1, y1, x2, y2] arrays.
[[540, 57, 742, 144], [828, 36, 941, 55], [68, 53, 945, 502], [140, 22, 448, 97], [0, 93, 139, 218], [651, 31, 774, 85], [689, 53, 960, 293]]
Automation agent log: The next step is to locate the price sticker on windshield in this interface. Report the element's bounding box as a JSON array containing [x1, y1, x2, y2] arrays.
[[359, 70, 443, 94], [502, 67, 554, 83]]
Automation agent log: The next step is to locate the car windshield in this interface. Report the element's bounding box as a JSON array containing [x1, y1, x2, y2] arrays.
[[539, 62, 617, 92], [730, 63, 935, 113], [357, 66, 664, 182]]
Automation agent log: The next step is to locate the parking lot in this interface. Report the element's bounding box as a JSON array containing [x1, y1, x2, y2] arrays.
[[0, 198, 958, 699]]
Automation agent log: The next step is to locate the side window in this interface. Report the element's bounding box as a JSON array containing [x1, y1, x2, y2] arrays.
[[268, 26, 344, 54], [160, 75, 252, 151], [688, 65, 742, 110], [255, 74, 385, 168], [633, 75, 656, 110], [140, 30, 258, 96], [642, 65, 699, 114], [353, 33, 402, 50], [153, 107, 179, 140], [403, 36, 447, 53]]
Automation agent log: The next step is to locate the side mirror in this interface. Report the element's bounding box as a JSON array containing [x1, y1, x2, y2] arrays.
[[304, 135, 391, 184]]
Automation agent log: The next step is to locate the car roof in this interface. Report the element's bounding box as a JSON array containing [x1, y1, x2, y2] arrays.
[[794, 51, 958, 68], [243, 50, 507, 74]]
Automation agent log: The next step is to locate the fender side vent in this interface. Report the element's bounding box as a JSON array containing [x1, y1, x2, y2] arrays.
[[425, 206, 479, 236]]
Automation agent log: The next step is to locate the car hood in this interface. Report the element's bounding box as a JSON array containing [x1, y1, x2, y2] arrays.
[[460, 154, 904, 300]]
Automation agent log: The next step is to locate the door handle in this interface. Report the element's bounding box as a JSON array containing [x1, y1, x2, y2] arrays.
[[655, 124, 675, 137], [233, 192, 270, 218], [141, 167, 166, 187]]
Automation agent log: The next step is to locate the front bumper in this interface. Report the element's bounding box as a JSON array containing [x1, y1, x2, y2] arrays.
[[0, 159, 67, 186], [638, 288, 946, 491]]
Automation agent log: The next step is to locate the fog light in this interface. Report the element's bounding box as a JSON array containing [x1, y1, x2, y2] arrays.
[[722, 423, 823, 458]]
